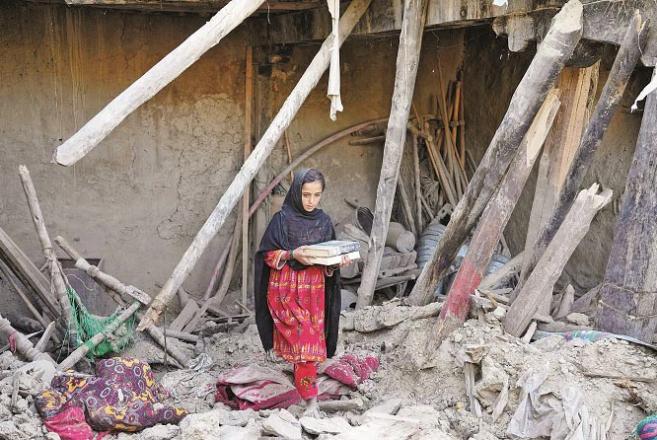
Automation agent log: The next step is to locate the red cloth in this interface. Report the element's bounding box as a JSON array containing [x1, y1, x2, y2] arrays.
[[320, 353, 380, 389], [43, 406, 108, 440], [265, 250, 327, 364], [294, 362, 318, 400]]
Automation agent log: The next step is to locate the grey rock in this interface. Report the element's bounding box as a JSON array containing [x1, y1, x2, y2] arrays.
[[262, 409, 301, 440]]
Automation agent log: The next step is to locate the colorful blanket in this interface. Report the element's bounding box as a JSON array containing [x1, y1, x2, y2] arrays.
[[215, 353, 379, 410], [36, 357, 187, 440]]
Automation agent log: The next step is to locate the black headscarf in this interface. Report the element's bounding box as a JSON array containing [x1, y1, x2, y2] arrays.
[[254, 169, 341, 358]]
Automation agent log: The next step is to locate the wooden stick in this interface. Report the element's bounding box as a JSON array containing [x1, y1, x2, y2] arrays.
[[425, 91, 560, 349], [203, 240, 231, 301], [504, 184, 612, 336], [405, 1, 582, 306], [53, 0, 265, 166], [0, 258, 49, 329], [478, 251, 525, 290], [242, 45, 253, 308], [18, 166, 77, 345], [54, 236, 191, 366], [595, 69, 657, 342], [160, 328, 199, 343], [35, 322, 57, 352], [355, 0, 429, 309], [138, 0, 374, 329], [0, 314, 53, 363], [412, 135, 423, 233], [58, 302, 141, 371], [518, 11, 647, 289], [396, 177, 417, 236]]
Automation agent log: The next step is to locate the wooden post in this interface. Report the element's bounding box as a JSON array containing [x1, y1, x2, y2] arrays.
[[35, 322, 57, 352], [54, 236, 191, 366], [0, 314, 53, 363], [405, 0, 583, 307], [412, 135, 424, 232], [53, 0, 265, 167], [425, 91, 560, 348], [504, 184, 612, 336], [595, 74, 657, 341], [138, 0, 374, 330], [517, 11, 648, 288], [242, 46, 253, 307], [355, 0, 429, 309], [18, 166, 77, 345], [522, 65, 598, 279]]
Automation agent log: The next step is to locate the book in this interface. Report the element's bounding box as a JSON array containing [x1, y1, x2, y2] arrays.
[[302, 240, 361, 257], [305, 250, 361, 266]]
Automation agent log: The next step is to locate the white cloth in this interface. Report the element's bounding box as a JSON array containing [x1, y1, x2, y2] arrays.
[[327, 0, 343, 121]]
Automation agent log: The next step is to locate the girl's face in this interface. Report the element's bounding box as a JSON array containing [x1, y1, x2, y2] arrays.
[[301, 180, 323, 212]]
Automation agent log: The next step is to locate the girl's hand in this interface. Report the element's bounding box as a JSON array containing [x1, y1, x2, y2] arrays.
[[291, 246, 314, 266], [338, 254, 353, 268]]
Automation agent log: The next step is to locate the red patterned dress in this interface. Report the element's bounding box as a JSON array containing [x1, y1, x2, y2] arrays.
[[264, 250, 334, 399]]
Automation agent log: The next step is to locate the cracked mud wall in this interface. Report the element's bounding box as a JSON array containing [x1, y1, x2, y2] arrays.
[[0, 1, 247, 313]]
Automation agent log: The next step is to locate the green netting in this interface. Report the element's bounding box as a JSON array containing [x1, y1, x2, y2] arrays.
[[66, 287, 135, 358]]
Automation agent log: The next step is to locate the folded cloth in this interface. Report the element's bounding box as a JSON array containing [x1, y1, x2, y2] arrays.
[[36, 357, 187, 438], [215, 352, 379, 410], [43, 406, 108, 440]]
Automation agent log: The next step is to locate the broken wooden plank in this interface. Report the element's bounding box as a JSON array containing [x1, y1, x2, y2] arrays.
[[405, 0, 583, 306], [478, 251, 524, 290], [161, 328, 199, 343], [555, 284, 575, 320], [18, 166, 76, 345], [522, 65, 598, 289], [504, 184, 612, 336], [595, 71, 657, 342], [412, 135, 424, 234], [355, 0, 429, 309], [425, 90, 560, 348], [169, 301, 199, 332], [138, 0, 374, 330], [53, 0, 266, 166], [518, 11, 648, 289], [35, 321, 57, 352]]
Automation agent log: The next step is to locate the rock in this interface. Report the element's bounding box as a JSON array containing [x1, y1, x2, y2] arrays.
[[492, 307, 506, 320], [179, 411, 223, 439], [262, 409, 302, 440], [44, 433, 61, 440], [397, 405, 442, 427], [117, 424, 180, 440], [411, 428, 458, 440], [362, 398, 402, 417], [218, 421, 262, 440], [566, 313, 589, 326], [332, 414, 419, 439], [0, 420, 32, 440], [300, 416, 351, 435]]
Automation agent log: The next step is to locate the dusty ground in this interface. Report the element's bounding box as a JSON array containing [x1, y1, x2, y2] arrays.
[[1, 302, 656, 439]]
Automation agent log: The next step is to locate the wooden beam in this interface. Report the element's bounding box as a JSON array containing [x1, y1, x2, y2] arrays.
[[0, 314, 53, 363], [405, 0, 583, 307], [521, 65, 599, 305], [242, 46, 253, 307], [355, 0, 429, 309], [517, 12, 648, 292], [595, 74, 657, 342], [424, 90, 560, 350], [53, 0, 265, 166], [504, 184, 612, 336], [137, 0, 374, 330]]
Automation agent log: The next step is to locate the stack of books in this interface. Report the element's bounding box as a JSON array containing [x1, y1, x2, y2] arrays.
[[302, 240, 361, 266]]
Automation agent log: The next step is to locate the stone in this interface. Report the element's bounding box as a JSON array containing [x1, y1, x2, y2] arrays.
[[262, 409, 301, 440], [362, 398, 402, 417], [332, 414, 419, 439], [0, 421, 31, 440], [566, 313, 589, 326], [117, 424, 180, 440], [179, 411, 223, 439], [300, 416, 351, 435], [397, 405, 442, 427], [45, 433, 61, 440], [218, 421, 262, 440]]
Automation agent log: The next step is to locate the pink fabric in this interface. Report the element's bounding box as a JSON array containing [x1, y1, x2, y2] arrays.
[[215, 353, 379, 410], [43, 406, 108, 440]]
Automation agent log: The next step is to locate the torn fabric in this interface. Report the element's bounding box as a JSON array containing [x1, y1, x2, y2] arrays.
[[327, 0, 343, 121]]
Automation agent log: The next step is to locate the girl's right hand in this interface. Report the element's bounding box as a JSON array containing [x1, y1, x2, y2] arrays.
[[292, 246, 314, 266]]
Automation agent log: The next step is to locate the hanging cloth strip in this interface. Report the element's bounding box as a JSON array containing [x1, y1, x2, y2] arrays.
[[327, 0, 343, 121]]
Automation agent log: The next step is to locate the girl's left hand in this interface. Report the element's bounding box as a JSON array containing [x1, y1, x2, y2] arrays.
[[338, 255, 353, 268]]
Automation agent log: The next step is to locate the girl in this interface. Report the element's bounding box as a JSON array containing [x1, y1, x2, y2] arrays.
[[254, 169, 344, 416]]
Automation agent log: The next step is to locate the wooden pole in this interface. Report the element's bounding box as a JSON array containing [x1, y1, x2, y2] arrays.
[[517, 11, 647, 289], [18, 166, 77, 345], [355, 0, 429, 309], [405, 0, 583, 306], [412, 135, 424, 233], [504, 184, 612, 336], [0, 314, 53, 363], [425, 91, 560, 348], [242, 46, 253, 307], [35, 322, 57, 352], [54, 236, 191, 366], [53, 0, 265, 167], [0, 258, 49, 329], [595, 73, 657, 341], [138, 0, 373, 330]]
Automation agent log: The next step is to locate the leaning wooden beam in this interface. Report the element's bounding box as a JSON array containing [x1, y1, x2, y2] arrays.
[[595, 74, 657, 342], [0, 314, 53, 363], [521, 65, 598, 292], [242, 46, 253, 307], [54, 236, 192, 366], [138, 0, 374, 330], [425, 91, 560, 349], [18, 166, 77, 345], [58, 302, 141, 371], [517, 11, 648, 289], [355, 0, 429, 309], [478, 251, 525, 290], [504, 184, 612, 336], [35, 322, 57, 352], [405, 0, 583, 306], [53, 0, 266, 166], [0, 258, 50, 329]]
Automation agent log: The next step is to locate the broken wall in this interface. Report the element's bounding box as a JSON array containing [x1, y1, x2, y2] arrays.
[[464, 27, 649, 293]]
